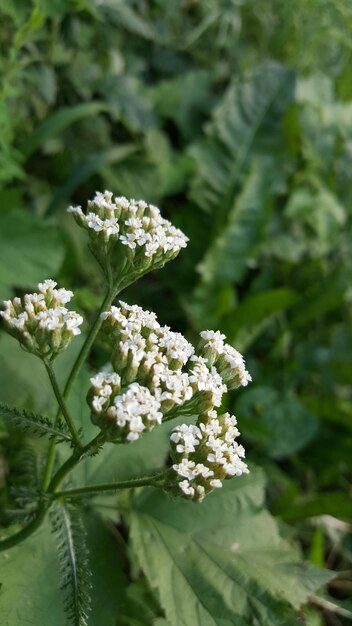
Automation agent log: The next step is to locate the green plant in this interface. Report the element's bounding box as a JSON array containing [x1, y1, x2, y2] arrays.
[[0, 191, 335, 626]]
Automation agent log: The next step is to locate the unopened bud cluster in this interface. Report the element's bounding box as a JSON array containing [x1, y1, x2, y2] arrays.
[[68, 191, 188, 281], [170, 410, 249, 502], [0, 280, 83, 359], [88, 302, 251, 496]]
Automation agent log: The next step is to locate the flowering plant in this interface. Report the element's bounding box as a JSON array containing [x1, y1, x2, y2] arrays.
[[0, 191, 252, 621], [0, 191, 335, 626]]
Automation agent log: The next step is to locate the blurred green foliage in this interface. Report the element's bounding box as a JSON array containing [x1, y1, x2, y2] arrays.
[[0, 1, 352, 624]]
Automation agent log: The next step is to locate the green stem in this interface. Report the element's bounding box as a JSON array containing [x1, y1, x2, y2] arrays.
[[43, 359, 82, 450], [47, 433, 103, 493], [0, 506, 47, 552], [53, 471, 168, 499], [62, 286, 116, 402], [0, 434, 103, 551], [41, 285, 117, 490]]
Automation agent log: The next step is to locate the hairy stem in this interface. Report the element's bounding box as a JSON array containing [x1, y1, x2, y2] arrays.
[[43, 359, 82, 450], [53, 471, 169, 499]]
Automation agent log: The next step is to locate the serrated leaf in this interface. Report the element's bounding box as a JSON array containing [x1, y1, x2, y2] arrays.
[[50, 502, 92, 626], [0, 403, 71, 442], [0, 209, 64, 298], [189, 62, 295, 214], [130, 469, 333, 626], [197, 160, 271, 287]]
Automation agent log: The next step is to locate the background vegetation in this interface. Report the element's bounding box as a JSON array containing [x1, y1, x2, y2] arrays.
[[0, 1, 351, 624]]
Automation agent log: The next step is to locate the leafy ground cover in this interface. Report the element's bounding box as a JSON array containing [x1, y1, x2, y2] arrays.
[[0, 1, 351, 624]]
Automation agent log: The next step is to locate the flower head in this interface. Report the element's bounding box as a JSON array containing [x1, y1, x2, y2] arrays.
[[0, 280, 83, 359], [68, 191, 188, 282], [170, 410, 249, 502], [198, 330, 252, 389]]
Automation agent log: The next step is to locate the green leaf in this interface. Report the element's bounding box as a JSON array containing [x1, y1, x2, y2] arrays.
[[0, 512, 128, 626], [222, 288, 297, 351], [84, 512, 128, 626], [276, 492, 352, 523], [197, 159, 271, 286], [0, 403, 71, 442], [0, 521, 67, 625], [189, 62, 295, 214], [47, 145, 137, 214], [20, 102, 111, 158], [130, 469, 333, 626], [50, 502, 92, 626], [73, 419, 176, 487], [0, 209, 65, 298], [237, 387, 318, 459]]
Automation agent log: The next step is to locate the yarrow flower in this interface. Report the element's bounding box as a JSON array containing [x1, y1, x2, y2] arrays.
[[0, 279, 83, 359], [198, 330, 252, 389], [170, 410, 249, 502], [87, 301, 252, 489], [89, 376, 163, 442], [67, 191, 188, 283]]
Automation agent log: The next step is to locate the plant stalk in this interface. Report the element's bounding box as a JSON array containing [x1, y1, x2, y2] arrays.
[[43, 359, 82, 450], [53, 471, 168, 498]]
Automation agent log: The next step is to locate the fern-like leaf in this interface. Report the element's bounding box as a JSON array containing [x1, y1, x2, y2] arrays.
[[50, 502, 92, 626], [0, 403, 71, 442], [189, 62, 295, 216]]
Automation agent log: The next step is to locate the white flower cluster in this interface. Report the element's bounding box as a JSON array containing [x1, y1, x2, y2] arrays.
[[199, 330, 252, 389], [100, 302, 226, 414], [68, 191, 188, 278], [89, 373, 162, 441], [88, 302, 251, 456], [0, 279, 83, 359], [170, 410, 249, 502]]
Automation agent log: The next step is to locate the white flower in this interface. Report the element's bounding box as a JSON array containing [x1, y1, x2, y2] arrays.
[[67, 191, 188, 264], [199, 330, 252, 390], [0, 280, 83, 358], [170, 409, 249, 501], [90, 381, 163, 442]]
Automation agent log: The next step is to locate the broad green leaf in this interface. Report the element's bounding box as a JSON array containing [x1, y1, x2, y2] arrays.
[[0, 333, 85, 413], [72, 418, 179, 487], [237, 387, 318, 459], [0, 209, 64, 298], [0, 512, 128, 626], [130, 469, 333, 626], [197, 159, 270, 286], [189, 62, 295, 214], [20, 102, 111, 158], [0, 521, 66, 625], [222, 288, 297, 351], [277, 492, 352, 523], [84, 513, 128, 625]]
